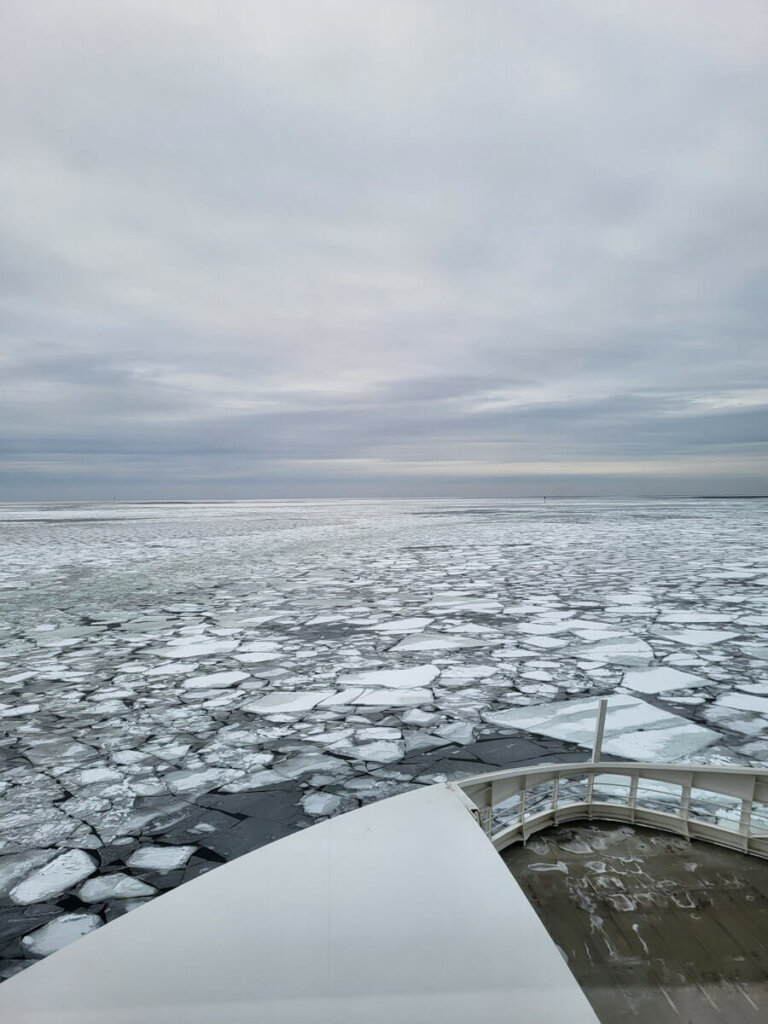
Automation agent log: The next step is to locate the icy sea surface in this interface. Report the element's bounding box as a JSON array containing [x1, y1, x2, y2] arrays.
[[0, 498, 767, 978]]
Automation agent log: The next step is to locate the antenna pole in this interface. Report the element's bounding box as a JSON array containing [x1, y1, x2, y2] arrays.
[[591, 698, 608, 763]]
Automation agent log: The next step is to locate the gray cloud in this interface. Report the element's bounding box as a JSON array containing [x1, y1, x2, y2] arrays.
[[1, 1, 767, 498]]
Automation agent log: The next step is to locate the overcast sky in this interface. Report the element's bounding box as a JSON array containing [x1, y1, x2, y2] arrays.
[[1, 1, 767, 499]]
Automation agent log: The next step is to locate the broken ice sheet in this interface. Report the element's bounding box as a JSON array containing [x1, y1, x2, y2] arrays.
[[126, 846, 196, 872], [158, 639, 239, 658], [244, 691, 335, 714], [369, 617, 433, 634], [352, 687, 433, 707], [484, 694, 719, 760], [79, 873, 156, 901], [21, 913, 102, 958], [390, 633, 491, 652], [658, 629, 739, 646], [337, 665, 440, 689], [573, 638, 654, 666], [182, 670, 249, 690], [717, 692, 768, 716], [301, 793, 341, 816], [9, 850, 97, 905], [622, 666, 710, 694]]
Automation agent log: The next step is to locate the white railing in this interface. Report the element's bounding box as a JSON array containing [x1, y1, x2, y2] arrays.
[[454, 760, 768, 858]]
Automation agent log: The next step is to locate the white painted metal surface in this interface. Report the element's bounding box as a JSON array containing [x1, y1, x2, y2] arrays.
[[0, 783, 599, 1024]]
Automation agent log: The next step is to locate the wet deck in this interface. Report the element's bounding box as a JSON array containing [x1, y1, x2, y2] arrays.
[[504, 822, 768, 1023]]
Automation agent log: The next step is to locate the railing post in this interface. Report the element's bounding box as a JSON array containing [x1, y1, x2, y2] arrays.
[[552, 775, 559, 824], [591, 698, 608, 763], [740, 792, 754, 853], [680, 778, 692, 839], [519, 785, 527, 829]]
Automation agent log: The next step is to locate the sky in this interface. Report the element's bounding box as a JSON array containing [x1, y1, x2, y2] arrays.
[[1, 1, 767, 500]]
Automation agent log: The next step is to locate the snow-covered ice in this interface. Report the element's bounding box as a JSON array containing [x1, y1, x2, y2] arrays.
[[717, 692, 768, 716], [21, 914, 102, 958], [9, 851, 97, 905], [126, 846, 196, 872], [622, 666, 710, 694], [182, 671, 249, 689], [79, 873, 156, 901], [338, 665, 440, 689]]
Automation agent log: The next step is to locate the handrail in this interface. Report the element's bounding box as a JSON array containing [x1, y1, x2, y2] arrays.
[[454, 760, 768, 859]]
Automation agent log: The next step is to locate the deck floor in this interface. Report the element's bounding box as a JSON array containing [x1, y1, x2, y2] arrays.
[[503, 821, 768, 1024]]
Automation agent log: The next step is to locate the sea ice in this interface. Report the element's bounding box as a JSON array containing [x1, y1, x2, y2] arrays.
[[164, 768, 242, 795], [484, 694, 718, 760], [353, 688, 433, 707], [273, 755, 346, 779], [244, 691, 335, 714], [435, 722, 475, 745], [234, 652, 282, 664], [352, 740, 405, 763], [717, 692, 768, 716], [660, 630, 738, 646], [622, 667, 709, 694], [301, 793, 342, 816], [370, 618, 433, 634], [0, 851, 57, 897], [126, 846, 196, 872], [79, 873, 156, 901], [0, 703, 40, 718], [577, 638, 654, 666], [338, 665, 439, 689], [10, 850, 98, 905], [401, 709, 439, 726], [390, 633, 489, 652], [160, 640, 239, 658], [220, 770, 285, 791], [146, 662, 198, 678], [21, 913, 102, 957], [517, 623, 571, 636], [182, 671, 249, 690], [659, 612, 733, 624], [520, 636, 567, 650], [739, 644, 768, 661]]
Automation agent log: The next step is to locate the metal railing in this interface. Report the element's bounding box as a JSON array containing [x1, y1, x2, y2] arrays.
[[453, 761, 768, 858], [452, 702, 768, 858]]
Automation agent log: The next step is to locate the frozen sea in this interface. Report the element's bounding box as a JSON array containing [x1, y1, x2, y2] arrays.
[[1, 497, 767, 977]]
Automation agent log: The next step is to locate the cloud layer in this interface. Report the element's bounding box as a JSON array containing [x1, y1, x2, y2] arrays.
[[1, 1, 767, 497]]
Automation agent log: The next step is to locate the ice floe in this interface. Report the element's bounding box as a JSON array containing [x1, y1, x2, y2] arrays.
[[484, 694, 719, 760], [10, 851, 98, 905], [182, 670, 249, 690], [622, 667, 710, 694], [369, 618, 433, 634], [79, 873, 156, 901], [338, 665, 440, 689], [244, 691, 335, 714], [21, 913, 102, 958]]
